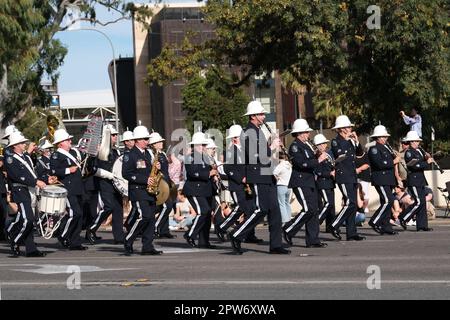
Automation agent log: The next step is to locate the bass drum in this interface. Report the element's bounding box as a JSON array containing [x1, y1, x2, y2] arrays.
[[112, 155, 128, 197]]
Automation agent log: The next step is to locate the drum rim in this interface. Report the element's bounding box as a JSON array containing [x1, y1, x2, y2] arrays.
[[40, 192, 68, 198], [41, 186, 68, 197]]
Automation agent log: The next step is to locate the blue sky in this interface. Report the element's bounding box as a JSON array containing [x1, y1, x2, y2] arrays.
[[55, 1, 199, 93]]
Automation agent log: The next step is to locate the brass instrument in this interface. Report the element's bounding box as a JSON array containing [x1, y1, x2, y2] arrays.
[[306, 139, 319, 155], [147, 151, 170, 205], [262, 121, 292, 163], [46, 114, 60, 143], [322, 150, 335, 167]]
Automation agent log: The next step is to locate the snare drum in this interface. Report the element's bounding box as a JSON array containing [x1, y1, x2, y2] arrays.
[[39, 186, 68, 216]]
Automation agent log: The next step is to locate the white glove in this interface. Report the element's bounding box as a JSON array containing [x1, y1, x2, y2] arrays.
[[95, 168, 115, 180]]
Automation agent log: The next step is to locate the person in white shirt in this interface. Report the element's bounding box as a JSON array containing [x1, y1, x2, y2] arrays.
[[273, 153, 292, 224]]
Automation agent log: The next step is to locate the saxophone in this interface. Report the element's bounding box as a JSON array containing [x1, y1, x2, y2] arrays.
[[147, 151, 163, 196]]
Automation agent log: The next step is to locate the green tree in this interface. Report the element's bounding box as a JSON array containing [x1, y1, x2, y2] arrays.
[[147, 0, 449, 140], [0, 0, 155, 125], [15, 107, 54, 143], [182, 67, 249, 134], [204, 0, 449, 137]]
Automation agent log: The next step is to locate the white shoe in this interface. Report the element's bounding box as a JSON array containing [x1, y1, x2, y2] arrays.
[[407, 220, 416, 226]]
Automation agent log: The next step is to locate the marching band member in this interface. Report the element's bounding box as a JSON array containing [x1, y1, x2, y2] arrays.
[[205, 138, 232, 243], [229, 101, 290, 255], [150, 131, 176, 239], [121, 130, 138, 233], [74, 139, 100, 238], [50, 129, 87, 250], [122, 130, 135, 153], [282, 119, 328, 248], [122, 125, 162, 255], [0, 149, 7, 241], [2, 125, 19, 157], [35, 140, 54, 183], [367, 125, 400, 235], [183, 132, 216, 249], [313, 134, 336, 233], [217, 125, 248, 241], [2, 125, 20, 242], [5, 131, 46, 257], [399, 131, 434, 231], [87, 124, 125, 244], [329, 115, 366, 241]]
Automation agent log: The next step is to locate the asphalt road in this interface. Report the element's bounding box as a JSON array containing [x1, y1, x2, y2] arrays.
[[1, 216, 450, 300]]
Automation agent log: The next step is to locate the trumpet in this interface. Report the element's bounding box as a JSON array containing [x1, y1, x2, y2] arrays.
[[319, 150, 335, 167], [314, 144, 335, 167], [306, 139, 318, 154], [262, 121, 292, 163]]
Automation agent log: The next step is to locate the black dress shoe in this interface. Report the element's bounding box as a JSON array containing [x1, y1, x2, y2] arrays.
[[230, 236, 243, 255], [215, 229, 227, 242], [141, 249, 163, 255], [244, 236, 264, 244], [85, 230, 97, 245], [347, 235, 366, 241], [124, 243, 134, 256], [10, 243, 20, 257], [269, 247, 291, 254], [306, 242, 328, 248], [26, 250, 46, 257], [369, 222, 382, 234], [113, 240, 124, 245], [399, 219, 408, 231], [418, 227, 433, 232], [283, 230, 293, 246], [69, 245, 88, 251], [183, 233, 197, 248], [58, 236, 69, 248], [325, 227, 334, 234], [330, 228, 342, 240], [382, 230, 399, 235], [198, 244, 217, 249], [159, 233, 176, 239]]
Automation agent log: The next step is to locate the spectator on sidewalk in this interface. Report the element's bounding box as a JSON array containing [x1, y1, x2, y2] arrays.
[[169, 191, 197, 231], [400, 107, 422, 138]]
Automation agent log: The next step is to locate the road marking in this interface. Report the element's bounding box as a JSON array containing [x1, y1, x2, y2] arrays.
[[8, 264, 138, 275], [1, 279, 450, 287]]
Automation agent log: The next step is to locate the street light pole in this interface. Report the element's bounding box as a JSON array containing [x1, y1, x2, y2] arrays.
[[64, 27, 120, 147]]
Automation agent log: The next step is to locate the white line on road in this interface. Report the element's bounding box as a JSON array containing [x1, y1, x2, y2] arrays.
[[1, 279, 450, 287]]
